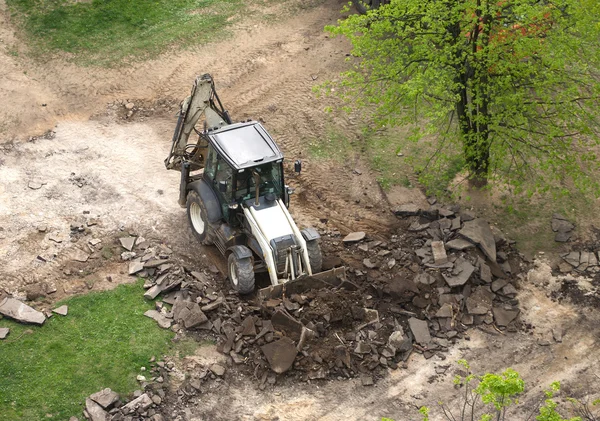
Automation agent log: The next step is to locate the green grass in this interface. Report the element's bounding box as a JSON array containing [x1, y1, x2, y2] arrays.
[[6, 0, 244, 65], [0, 281, 194, 421]]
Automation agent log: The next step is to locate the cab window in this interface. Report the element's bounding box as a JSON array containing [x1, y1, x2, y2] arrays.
[[204, 146, 218, 180]]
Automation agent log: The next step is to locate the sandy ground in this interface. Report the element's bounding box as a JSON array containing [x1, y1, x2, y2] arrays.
[[0, 0, 598, 419]]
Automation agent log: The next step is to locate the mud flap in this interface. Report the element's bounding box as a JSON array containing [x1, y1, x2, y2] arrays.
[[258, 267, 357, 300]]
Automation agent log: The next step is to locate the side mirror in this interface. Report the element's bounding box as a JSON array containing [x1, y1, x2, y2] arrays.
[[218, 180, 228, 193], [294, 160, 302, 174], [284, 185, 294, 208]]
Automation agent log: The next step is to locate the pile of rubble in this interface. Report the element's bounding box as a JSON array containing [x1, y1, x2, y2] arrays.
[[125, 202, 525, 388], [80, 384, 168, 421]]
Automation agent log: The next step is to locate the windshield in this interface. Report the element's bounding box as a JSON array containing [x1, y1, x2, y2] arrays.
[[234, 162, 283, 201]]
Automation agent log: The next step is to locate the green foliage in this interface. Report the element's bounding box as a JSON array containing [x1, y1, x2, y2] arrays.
[[325, 0, 600, 195], [6, 0, 244, 65], [475, 369, 525, 412], [0, 281, 195, 420]]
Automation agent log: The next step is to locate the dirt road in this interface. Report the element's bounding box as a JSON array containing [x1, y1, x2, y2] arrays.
[[0, 0, 598, 419]]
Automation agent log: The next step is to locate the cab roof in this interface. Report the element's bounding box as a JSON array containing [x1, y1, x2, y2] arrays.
[[206, 121, 284, 170]]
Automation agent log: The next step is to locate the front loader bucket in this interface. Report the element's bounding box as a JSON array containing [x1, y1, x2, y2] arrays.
[[258, 267, 357, 300]]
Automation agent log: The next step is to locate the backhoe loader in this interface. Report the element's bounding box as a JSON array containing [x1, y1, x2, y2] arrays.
[[165, 74, 345, 295]]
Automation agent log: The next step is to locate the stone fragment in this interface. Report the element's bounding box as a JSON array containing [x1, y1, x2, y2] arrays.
[[460, 210, 476, 221], [210, 364, 226, 376], [555, 231, 572, 242], [459, 219, 497, 262], [201, 297, 223, 312], [177, 303, 208, 329], [394, 204, 421, 217], [89, 388, 119, 410], [354, 342, 371, 354], [501, 284, 517, 297], [71, 248, 89, 263], [388, 329, 412, 353], [552, 328, 563, 343], [121, 393, 152, 414], [361, 375, 374, 386], [451, 217, 461, 231], [240, 316, 257, 336], [119, 237, 137, 251], [343, 232, 366, 243], [446, 239, 475, 251], [0, 297, 46, 325], [363, 259, 377, 269], [144, 285, 162, 300], [431, 241, 448, 265], [466, 287, 494, 315], [435, 303, 453, 318], [386, 276, 419, 302], [491, 278, 509, 292], [52, 305, 68, 316], [562, 252, 580, 267], [589, 252, 598, 267], [144, 310, 172, 329], [492, 307, 519, 327], [408, 222, 430, 232], [128, 260, 145, 275], [480, 263, 492, 283], [261, 337, 298, 374], [551, 217, 575, 233], [408, 317, 431, 345], [443, 258, 474, 287], [0, 327, 9, 339], [414, 273, 436, 285], [28, 181, 44, 190], [85, 398, 109, 421]]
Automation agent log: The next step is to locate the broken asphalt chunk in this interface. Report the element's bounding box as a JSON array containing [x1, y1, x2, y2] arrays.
[[343, 232, 366, 243], [52, 305, 68, 316], [492, 307, 519, 327], [442, 258, 474, 287], [466, 287, 494, 315], [431, 241, 448, 265], [446, 238, 475, 251], [128, 260, 145, 275], [459, 219, 497, 262], [85, 398, 109, 421], [144, 310, 172, 329], [261, 337, 298, 374], [0, 297, 46, 325], [119, 236, 137, 251], [89, 388, 119, 410], [408, 317, 431, 345], [121, 393, 152, 414], [394, 203, 421, 217]]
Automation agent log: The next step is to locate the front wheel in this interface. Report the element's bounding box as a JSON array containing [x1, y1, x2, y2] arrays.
[[186, 191, 213, 245], [306, 239, 322, 274], [228, 252, 255, 295]]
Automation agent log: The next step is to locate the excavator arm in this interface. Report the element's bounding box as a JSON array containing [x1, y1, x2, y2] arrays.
[[164, 74, 232, 171]]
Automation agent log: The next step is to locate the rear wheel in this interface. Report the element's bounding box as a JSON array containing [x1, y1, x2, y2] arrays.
[[186, 191, 213, 245], [228, 252, 255, 295], [306, 239, 323, 274]]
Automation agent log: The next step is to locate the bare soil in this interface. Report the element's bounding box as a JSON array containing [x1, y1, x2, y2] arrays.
[[0, 0, 598, 419]]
